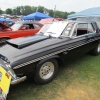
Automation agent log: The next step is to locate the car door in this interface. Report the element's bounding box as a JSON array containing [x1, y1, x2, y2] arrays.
[[61, 22, 98, 62]]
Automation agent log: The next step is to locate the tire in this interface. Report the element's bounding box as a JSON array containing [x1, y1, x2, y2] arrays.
[[90, 43, 100, 56], [34, 59, 58, 84]]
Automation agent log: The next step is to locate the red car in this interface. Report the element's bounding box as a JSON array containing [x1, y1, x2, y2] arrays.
[[0, 21, 43, 44]]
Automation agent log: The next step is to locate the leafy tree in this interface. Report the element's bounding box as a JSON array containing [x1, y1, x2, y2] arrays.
[[37, 6, 44, 13], [4, 5, 75, 19], [0, 9, 3, 14], [48, 9, 54, 17], [23, 5, 33, 15], [12, 8, 17, 15], [5, 8, 12, 14], [31, 6, 37, 13]]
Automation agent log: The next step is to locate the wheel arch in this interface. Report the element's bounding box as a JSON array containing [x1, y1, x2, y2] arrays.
[[37, 55, 63, 67]]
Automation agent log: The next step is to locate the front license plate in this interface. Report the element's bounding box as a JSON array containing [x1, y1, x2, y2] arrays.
[[0, 66, 12, 99]]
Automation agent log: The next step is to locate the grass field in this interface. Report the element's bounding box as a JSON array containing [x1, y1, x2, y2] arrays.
[[7, 54, 100, 100]]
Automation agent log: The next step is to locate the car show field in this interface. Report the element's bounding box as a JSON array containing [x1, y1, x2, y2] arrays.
[[1, 1, 100, 100], [0, 20, 100, 99], [7, 54, 100, 100]]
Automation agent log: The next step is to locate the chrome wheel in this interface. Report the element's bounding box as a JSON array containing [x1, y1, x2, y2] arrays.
[[34, 59, 58, 84], [39, 62, 54, 80]]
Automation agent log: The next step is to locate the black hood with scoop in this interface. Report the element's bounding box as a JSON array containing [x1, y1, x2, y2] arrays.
[[7, 35, 49, 49], [0, 34, 71, 68]]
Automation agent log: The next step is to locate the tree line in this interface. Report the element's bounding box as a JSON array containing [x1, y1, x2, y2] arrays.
[[0, 5, 75, 19]]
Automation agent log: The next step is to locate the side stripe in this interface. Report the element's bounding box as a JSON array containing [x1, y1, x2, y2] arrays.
[[13, 37, 100, 69]]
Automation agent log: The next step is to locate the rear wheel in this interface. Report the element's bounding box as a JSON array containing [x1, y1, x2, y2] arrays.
[[90, 43, 100, 56], [34, 59, 58, 84]]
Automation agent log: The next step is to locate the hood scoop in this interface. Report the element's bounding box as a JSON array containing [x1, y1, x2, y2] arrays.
[[7, 35, 49, 49]]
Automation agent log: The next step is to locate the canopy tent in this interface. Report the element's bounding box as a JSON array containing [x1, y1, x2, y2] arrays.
[[68, 7, 100, 19], [23, 12, 52, 20], [0, 18, 13, 23], [67, 7, 100, 28], [0, 18, 6, 22]]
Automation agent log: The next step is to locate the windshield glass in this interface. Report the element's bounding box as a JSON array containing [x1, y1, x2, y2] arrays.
[[38, 22, 68, 37], [11, 23, 22, 30], [38, 23, 52, 34], [44, 22, 68, 37]]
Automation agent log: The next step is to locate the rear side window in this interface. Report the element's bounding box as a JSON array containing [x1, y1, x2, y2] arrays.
[[73, 23, 88, 36]]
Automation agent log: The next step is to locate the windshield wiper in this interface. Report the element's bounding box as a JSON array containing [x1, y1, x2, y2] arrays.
[[38, 32, 44, 36], [39, 32, 44, 34], [47, 32, 56, 34]]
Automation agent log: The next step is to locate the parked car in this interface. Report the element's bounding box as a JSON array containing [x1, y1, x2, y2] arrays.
[[0, 21, 43, 45], [0, 20, 100, 99]]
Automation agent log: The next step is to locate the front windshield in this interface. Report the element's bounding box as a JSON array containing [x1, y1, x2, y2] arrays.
[[38, 23, 52, 34], [11, 23, 22, 30], [38, 22, 68, 37]]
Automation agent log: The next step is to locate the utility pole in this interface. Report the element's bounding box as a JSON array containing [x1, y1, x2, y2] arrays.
[[53, 5, 56, 18], [36, 6, 39, 12]]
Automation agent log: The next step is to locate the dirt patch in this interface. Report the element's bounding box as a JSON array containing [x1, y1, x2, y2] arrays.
[[55, 80, 100, 100]]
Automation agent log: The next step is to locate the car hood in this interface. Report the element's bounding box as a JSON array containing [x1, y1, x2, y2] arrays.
[[0, 35, 71, 67], [7, 35, 49, 49]]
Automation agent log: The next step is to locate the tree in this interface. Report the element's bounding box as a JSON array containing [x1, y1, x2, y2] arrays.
[[5, 8, 12, 14], [48, 9, 54, 17], [4, 5, 76, 18], [12, 8, 17, 15], [37, 6, 44, 13], [23, 5, 33, 15], [0, 9, 3, 14]]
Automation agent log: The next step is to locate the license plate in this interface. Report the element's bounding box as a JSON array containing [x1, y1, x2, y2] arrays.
[[0, 66, 12, 99]]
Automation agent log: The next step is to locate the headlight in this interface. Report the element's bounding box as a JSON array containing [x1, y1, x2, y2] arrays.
[[0, 58, 17, 79]]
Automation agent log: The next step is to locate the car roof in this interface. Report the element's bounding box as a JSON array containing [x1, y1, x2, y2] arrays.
[[67, 20, 96, 23], [46, 20, 96, 24]]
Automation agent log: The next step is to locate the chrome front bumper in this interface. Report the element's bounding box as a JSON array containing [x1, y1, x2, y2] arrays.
[[11, 76, 27, 85]]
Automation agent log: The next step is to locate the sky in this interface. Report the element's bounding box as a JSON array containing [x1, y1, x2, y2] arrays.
[[0, 0, 100, 12]]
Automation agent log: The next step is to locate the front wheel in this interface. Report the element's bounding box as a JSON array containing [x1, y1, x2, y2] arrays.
[[34, 59, 58, 84], [90, 43, 100, 56]]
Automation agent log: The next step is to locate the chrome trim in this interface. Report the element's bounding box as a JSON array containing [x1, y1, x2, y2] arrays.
[[5, 63, 17, 79], [11, 76, 26, 85], [13, 48, 67, 69]]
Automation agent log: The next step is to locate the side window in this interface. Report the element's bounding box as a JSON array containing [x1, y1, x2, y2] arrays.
[[88, 24, 94, 33], [73, 23, 88, 36], [62, 23, 74, 36]]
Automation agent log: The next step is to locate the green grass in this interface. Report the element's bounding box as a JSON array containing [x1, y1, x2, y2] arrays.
[[7, 54, 100, 100]]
